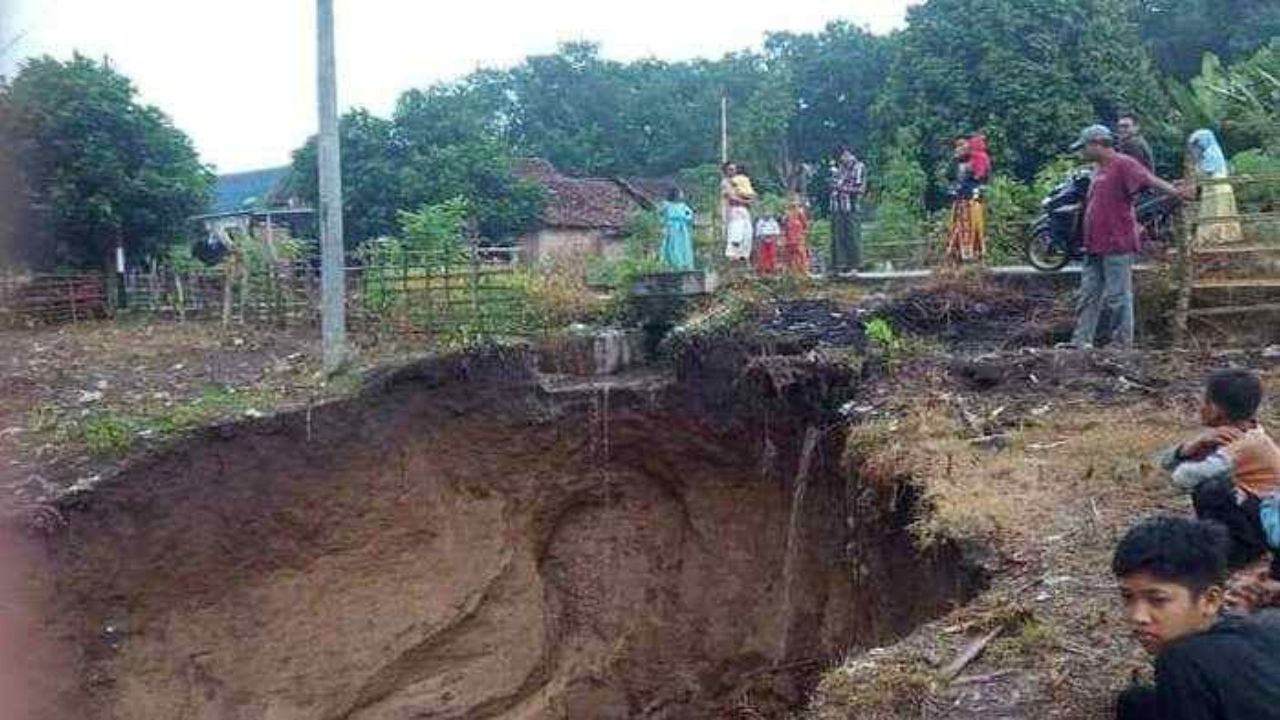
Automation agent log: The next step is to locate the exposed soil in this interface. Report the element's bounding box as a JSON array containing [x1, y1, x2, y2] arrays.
[[871, 272, 1070, 350], [0, 321, 426, 508], [11, 270, 1274, 720], [13, 347, 983, 720]]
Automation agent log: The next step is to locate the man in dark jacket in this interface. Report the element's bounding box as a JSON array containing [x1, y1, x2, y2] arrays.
[[1113, 516, 1280, 720], [1117, 113, 1155, 172]]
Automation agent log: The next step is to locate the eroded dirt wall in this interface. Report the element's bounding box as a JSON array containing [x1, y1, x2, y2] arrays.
[[23, 350, 980, 719]]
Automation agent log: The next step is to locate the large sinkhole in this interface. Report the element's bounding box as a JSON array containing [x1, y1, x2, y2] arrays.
[[23, 348, 983, 719]]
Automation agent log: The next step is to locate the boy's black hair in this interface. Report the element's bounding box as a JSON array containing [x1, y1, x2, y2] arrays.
[[1112, 516, 1228, 594], [1117, 111, 1139, 123], [1205, 368, 1263, 422]]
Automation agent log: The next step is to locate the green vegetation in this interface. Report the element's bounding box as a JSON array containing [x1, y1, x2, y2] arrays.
[[0, 54, 213, 269], [5, 3, 1277, 273], [32, 385, 284, 459], [865, 318, 901, 352], [286, 109, 543, 246], [865, 131, 928, 255]]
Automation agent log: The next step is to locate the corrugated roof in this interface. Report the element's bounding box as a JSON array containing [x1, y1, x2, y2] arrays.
[[210, 167, 291, 214]]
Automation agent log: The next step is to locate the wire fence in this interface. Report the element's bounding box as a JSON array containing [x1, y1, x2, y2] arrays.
[[1, 244, 535, 342], [0, 273, 111, 326]]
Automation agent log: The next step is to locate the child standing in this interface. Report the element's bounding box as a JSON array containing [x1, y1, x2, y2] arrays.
[[782, 193, 811, 276], [659, 188, 695, 271], [753, 211, 781, 276]]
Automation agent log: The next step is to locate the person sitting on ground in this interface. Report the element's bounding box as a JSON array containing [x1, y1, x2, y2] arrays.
[[1159, 368, 1280, 576], [1113, 516, 1280, 720]]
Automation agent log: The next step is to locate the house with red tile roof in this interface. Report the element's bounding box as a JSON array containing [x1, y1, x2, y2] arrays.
[[514, 159, 677, 263]]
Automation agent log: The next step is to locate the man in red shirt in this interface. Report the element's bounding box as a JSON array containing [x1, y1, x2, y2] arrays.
[[1068, 125, 1191, 349]]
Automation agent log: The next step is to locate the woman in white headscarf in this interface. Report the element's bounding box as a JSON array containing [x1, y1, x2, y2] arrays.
[[1188, 129, 1243, 245]]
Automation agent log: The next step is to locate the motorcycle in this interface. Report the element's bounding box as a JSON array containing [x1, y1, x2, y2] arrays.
[[1025, 169, 1182, 272]]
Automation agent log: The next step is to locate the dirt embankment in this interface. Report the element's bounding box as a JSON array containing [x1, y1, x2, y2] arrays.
[[13, 345, 982, 720]]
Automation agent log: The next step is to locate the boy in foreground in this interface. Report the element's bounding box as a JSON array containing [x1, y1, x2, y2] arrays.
[[1113, 516, 1280, 719], [1159, 368, 1280, 573]]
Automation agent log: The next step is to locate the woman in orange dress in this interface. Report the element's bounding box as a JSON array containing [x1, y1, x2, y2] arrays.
[[946, 135, 990, 263], [781, 193, 811, 275]]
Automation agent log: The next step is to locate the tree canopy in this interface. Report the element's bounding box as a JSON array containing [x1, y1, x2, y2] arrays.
[[9, 0, 1275, 265], [874, 0, 1174, 189], [0, 54, 212, 269], [286, 103, 544, 247], [1134, 0, 1280, 79]]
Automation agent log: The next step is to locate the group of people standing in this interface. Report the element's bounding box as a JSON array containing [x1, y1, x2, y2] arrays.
[[717, 161, 816, 276], [659, 116, 1242, 315], [1068, 118, 1240, 350]]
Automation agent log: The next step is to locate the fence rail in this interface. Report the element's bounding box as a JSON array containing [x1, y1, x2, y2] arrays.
[[0, 273, 110, 326], [1, 245, 535, 340], [1172, 173, 1280, 347]]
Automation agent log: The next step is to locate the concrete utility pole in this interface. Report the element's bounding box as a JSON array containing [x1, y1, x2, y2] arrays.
[[720, 95, 729, 164], [316, 0, 346, 371]]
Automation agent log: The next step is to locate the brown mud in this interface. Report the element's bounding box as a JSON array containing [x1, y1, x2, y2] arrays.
[[16, 345, 983, 720]]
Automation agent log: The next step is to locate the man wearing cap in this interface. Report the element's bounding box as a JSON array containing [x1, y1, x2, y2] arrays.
[[1068, 124, 1191, 350]]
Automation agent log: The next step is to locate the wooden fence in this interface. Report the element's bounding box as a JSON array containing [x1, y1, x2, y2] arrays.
[[1172, 173, 1280, 347], [0, 273, 110, 326], [1, 245, 533, 341]]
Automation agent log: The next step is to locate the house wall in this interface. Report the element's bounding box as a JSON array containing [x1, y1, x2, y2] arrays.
[[519, 228, 626, 264]]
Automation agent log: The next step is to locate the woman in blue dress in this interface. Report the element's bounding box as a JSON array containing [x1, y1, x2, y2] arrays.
[[660, 188, 695, 270]]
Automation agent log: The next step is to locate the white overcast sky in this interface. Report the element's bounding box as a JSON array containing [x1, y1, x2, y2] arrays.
[[2, 1, 915, 173]]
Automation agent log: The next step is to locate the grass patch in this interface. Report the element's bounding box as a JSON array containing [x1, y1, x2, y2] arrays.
[[812, 659, 934, 720], [80, 413, 137, 456], [51, 384, 285, 458]]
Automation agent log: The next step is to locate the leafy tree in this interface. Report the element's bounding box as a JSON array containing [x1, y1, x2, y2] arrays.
[[764, 23, 894, 162], [1133, 0, 1280, 79], [288, 110, 402, 244], [866, 129, 927, 249], [0, 54, 213, 269], [736, 67, 799, 191], [287, 100, 543, 246], [873, 0, 1172, 196]]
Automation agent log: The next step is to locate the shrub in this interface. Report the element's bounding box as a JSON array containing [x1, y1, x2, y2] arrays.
[[397, 196, 471, 263], [983, 174, 1035, 264], [510, 253, 607, 329], [1231, 149, 1280, 211], [866, 131, 927, 257]]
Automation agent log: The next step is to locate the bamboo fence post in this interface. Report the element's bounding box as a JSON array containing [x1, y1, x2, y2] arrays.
[[1172, 204, 1195, 350], [174, 269, 187, 323], [221, 258, 234, 327], [469, 238, 481, 332]]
